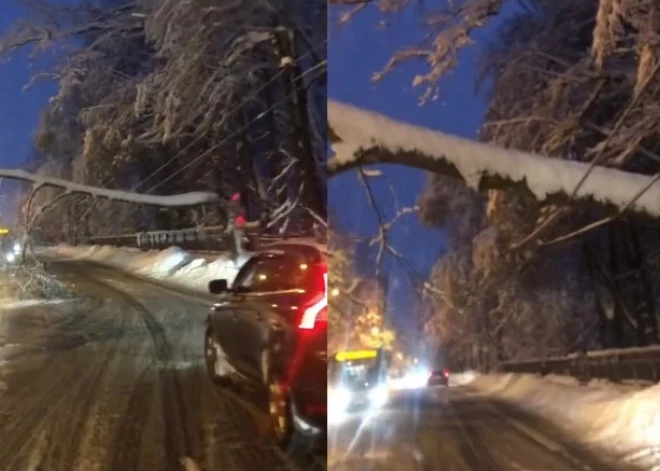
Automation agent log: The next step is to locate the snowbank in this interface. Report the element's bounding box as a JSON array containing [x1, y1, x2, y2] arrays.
[[41, 245, 249, 295], [328, 100, 660, 217], [461, 372, 660, 467]]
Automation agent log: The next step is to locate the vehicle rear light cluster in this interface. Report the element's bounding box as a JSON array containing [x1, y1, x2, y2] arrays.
[[231, 192, 246, 228], [298, 269, 327, 330]]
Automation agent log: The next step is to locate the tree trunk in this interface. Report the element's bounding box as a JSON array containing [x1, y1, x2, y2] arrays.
[[582, 241, 636, 348], [608, 226, 626, 347], [274, 28, 326, 228], [618, 221, 658, 344], [261, 68, 289, 230]]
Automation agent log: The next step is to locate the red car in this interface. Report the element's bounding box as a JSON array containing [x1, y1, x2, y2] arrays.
[[428, 368, 450, 387]]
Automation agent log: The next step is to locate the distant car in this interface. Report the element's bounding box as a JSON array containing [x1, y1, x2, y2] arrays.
[[1, 233, 22, 263], [204, 241, 327, 456], [428, 368, 450, 387]]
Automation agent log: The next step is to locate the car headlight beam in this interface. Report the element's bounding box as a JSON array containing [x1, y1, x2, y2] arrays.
[[329, 387, 351, 413], [369, 385, 389, 407]]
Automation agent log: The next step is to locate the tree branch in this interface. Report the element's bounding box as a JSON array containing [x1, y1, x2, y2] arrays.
[[328, 100, 660, 217], [0, 169, 219, 207]]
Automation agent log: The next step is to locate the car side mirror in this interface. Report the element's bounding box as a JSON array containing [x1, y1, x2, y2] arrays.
[[209, 279, 229, 294]]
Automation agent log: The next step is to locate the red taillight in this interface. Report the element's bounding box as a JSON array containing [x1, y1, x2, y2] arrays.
[[443, 369, 450, 377], [298, 268, 327, 330], [306, 404, 327, 415]]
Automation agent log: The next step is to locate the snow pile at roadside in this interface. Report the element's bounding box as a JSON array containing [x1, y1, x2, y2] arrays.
[[448, 370, 478, 387], [42, 245, 248, 294], [461, 372, 660, 467]]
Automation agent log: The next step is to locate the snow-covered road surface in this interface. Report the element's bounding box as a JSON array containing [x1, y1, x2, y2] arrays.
[[328, 387, 639, 471], [0, 260, 323, 471]]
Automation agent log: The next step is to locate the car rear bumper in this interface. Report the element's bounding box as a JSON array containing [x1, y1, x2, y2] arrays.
[[428, 378, 449, 386], [289, 356, 326, 431], [290, 382, 326, 431], [287, 330, 326, 432]]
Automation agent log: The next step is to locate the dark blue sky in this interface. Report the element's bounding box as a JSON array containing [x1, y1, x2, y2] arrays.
[[0, 2, 57, 222], [1, 1, 503, 338], [328, 6, 505, 336]]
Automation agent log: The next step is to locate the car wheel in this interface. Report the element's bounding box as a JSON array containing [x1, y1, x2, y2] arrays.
[[204, 327, 235, 387], [267, 373, 317, 457]]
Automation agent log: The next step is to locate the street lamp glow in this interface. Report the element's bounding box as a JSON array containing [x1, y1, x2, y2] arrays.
[[370, 326, 380, 336]]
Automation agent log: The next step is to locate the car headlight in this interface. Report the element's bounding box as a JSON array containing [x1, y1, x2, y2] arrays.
[[5, 252, 15, 263], [13, 243, 21, 254], [400, 370, 430, 389], [369, 384, 389, 407], [329, 387, 352, 412]]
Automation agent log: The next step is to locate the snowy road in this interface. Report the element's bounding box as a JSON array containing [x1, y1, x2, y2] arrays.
[[0, 260, 324, 471], [328, 387, 639, 471]]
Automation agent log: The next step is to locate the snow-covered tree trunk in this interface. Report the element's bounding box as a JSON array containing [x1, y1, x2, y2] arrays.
[[3, 169, 219, 207], [328, 101, 660, 217]]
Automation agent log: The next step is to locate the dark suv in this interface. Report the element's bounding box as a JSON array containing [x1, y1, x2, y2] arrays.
[[204, 240, 327, 456]]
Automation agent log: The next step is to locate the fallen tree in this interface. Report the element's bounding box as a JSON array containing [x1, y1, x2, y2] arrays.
[[0, 169, 221, 262], [0, 169, 219, 207], [328, 101, 660, 218]]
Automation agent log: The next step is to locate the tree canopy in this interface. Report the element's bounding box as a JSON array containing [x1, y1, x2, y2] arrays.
[[332, 0, 660, 367], [5, 0, 327, 240]]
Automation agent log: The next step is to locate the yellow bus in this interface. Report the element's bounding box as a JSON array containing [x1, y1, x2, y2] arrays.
[[328, 348, 391, 420]]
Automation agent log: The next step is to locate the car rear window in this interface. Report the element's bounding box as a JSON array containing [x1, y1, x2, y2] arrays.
[[235, 254, 310, 292], [264, 243, 324, 264]]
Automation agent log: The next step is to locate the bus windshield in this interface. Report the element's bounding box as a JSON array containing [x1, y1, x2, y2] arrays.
[[329, 350, 388, 388], [334, 359, 378, 386]]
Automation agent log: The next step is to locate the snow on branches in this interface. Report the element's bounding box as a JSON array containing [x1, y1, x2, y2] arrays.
[[0, 169, 219, 207], [328, 100, 660, 217]]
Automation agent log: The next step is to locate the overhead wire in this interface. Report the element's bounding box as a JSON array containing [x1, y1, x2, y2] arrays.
[[145, 57, 327, 194], [133, 38, 328, 193], [85, 38, 327, 237]]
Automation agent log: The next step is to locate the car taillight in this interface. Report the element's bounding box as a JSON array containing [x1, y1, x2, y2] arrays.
[[298, 269, 327, 330], [443, 369, 450, 377]]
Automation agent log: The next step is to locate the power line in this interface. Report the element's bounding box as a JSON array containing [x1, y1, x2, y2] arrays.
[[97, 39, 327, 229], [131, 69, 285, 191], [145, 58, 327, 195], [133, 38, 327, 192]]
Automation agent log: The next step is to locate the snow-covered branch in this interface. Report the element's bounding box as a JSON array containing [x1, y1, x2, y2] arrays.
[[328, 101, 660, 217], [0, 169, 219, 207]]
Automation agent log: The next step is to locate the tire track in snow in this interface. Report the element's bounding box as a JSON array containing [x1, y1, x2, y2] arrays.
[[0, 261, 323, 471]]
